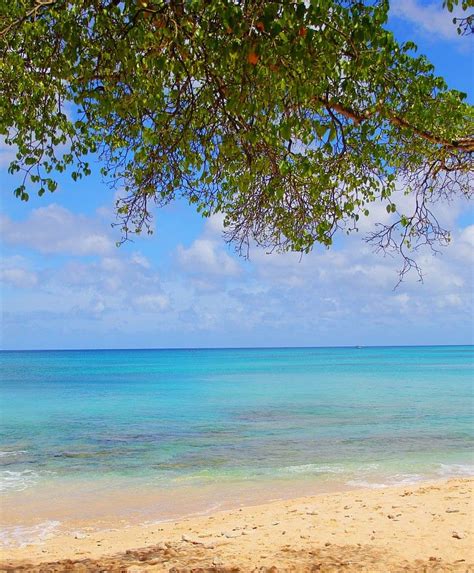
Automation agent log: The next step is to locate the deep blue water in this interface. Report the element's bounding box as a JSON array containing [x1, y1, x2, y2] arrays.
[[0, 346, 473, 495]]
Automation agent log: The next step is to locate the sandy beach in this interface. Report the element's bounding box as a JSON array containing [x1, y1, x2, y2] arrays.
[[0, 477, 472, 572]]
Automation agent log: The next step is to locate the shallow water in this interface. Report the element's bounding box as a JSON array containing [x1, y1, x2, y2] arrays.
[[1, 346, 473, 542]]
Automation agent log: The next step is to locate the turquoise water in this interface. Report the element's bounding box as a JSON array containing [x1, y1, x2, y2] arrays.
[[0, 346, 473, 501]]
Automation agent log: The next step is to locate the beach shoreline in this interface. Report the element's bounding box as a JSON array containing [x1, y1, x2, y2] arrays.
[[1, 477, 472, 571]]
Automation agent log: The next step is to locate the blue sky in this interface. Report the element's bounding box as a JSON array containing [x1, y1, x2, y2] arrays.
[[1, 0, 473, 350]]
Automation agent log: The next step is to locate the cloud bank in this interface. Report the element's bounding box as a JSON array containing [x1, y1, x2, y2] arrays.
[[1, 202, 472, 350]]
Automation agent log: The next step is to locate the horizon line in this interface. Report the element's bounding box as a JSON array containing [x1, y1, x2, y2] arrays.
[[1, 343, 473, 353]]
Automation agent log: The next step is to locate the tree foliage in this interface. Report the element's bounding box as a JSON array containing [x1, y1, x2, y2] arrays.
[[1, 0, 473, 277]]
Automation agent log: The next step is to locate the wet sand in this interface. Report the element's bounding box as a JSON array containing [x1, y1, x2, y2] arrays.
[[0, 478, 472, 572]]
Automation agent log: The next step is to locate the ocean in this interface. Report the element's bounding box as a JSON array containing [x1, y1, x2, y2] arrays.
[[0, 346, 473, 544]]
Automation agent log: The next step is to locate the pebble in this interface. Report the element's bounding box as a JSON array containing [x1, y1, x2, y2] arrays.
[[446, 508, 460, 513], [452, 531, 464, 539], [223, 531, 241, 538]]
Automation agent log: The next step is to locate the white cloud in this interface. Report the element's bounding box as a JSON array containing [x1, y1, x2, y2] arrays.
[[0, 256, 39, 289], [202, 213, 227, 236], [133, 293, 169, 311], [0, 267, 38, 289], [3, 250, 170, 329], [175, 214, 242, 280], [391, 0, 467, 45], [393, 292, 410, 307], [0, 204, 114, 256], [455, 225, 474, 263], [459, 225, 474, 247], [436, 293, 463, 308], [177, 237, 241, 279], [100, 257, 125, 273], [131, 252, 151, 269]]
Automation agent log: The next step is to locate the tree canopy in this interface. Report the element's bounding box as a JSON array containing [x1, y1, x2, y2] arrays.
[[1, 0, 473, 277]]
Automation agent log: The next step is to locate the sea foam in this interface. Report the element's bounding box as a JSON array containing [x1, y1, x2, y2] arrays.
[[0, 469, 39, 492], [346, 473, 426, 489], [436, 463, 474, 477], [277, 463, 346, 475], [0, 450, 28, 458], [0, 521, 61, 547]]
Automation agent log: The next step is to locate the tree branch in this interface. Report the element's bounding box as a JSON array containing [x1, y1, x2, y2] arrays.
[[316, 96, 474, 152]]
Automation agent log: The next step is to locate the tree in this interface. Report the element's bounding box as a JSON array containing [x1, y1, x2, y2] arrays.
[[1, 0, 473, 279]]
